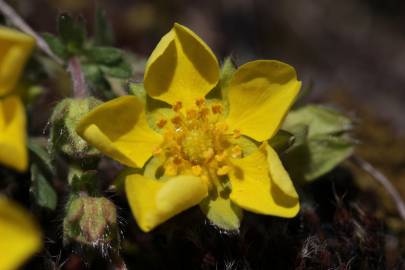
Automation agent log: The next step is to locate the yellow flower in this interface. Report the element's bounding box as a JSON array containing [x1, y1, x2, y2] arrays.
[[0, 27, 35, 171], [0, 197, 42, 270], [77, 23, 301, 232]]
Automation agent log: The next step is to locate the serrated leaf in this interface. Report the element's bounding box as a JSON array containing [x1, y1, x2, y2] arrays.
[[42, 33, 67, 59], [94, 7, 114, 46], [101, 60, 132, 78], [58, 13, 86, 53], [30, 164, 57, 210], [86, 46, 122, 65]]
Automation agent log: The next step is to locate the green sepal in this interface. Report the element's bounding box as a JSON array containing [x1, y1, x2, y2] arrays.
[[63, 195, 118, 246], [129, 82, 146, 103], [49, 97, 102, 160], [68, 167, 99, 195]]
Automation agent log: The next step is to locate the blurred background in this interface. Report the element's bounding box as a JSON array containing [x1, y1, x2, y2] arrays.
[[7, 0, 405, 268], [16, 0, 405, 131]]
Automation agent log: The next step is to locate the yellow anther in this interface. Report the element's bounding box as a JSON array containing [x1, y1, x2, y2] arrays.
[[186, 109, 198, 119], [173, 101, 182, 112], [191, 165, 202, 176], [199, 107, 209, 118], [202, 148, 214, 160], [217, 165, 230, 176], [215, 151, 227, 162], [171, 116, 182, 126], [215, 122, 228, 132], [211, 104, 223, 114], [157, 119, 167, 129], [233, 129, 241, 139], [231, 145, 242, 158], [165, 164, 177, 176], [195, 98, 205, 107], [173, 156, 182, 165]]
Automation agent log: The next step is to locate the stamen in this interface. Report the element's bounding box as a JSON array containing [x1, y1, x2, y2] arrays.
[[165, 164, 177, 176], [157, 119, 167, 128], [173, 101, 182, 112], [211, 104, 223, 114], [231, 145, 242, 158], [233, 129, 241, 139], [191, 165, 202, 176], [217, 165, 230, 176], [195, 98, 205, 107], [171, 116, 182, 126], [203, 148, 214, 160], [215, 152, 227, 162]]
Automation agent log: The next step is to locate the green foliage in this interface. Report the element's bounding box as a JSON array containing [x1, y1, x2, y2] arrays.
[[282, 105, 354, 182], [29, 141, 57, 210], [43, 11, 133, 99]]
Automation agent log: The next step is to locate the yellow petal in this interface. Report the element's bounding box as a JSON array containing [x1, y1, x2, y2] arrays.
[[229, 146, 300, 217], [125, 173, 208, 232], [0, 197, 42, 270], [76, 96, 163, 168], [144, 23, 219, 107], [0, 27, 35, 97], [0, 95, 27, 171], [226, 60, 301, 142], [264, 143, 298, 198], [199, 182, 243, 231]]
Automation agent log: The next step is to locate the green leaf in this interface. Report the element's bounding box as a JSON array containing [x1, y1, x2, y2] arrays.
[[42, 33, 67, 59], [101, 60, 132, 78], [304, 136, 354, 180], [283, 105, 352, 138], [30, 164, 57, 210], [86, 46, 122, 65], [28, 139, 53, 175], [58, 13, 86, 53], [282, 105, 354, 182], [94, 7, 114, 46]]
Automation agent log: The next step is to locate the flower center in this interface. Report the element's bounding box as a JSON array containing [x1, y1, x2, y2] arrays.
[[153, 98, 241, 182]]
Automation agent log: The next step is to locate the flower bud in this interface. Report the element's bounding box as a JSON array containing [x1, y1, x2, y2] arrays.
[[63, 195, 119, 247], [50, 97, 101, 160]]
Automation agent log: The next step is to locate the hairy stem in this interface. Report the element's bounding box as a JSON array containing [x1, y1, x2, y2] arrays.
[[0, 0, 63, 65], [68, 57, 87, 98], [351, 155, 405, 220]]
